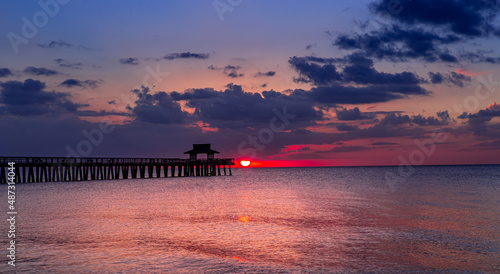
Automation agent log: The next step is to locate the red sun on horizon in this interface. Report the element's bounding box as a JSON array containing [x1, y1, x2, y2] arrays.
[[240, 160, 251, 167]]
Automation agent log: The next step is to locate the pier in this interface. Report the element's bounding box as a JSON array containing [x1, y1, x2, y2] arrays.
[[0, 144, 234, 184]]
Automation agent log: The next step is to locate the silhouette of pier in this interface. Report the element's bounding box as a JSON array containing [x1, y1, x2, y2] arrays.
[[0, 144, 234, 183]]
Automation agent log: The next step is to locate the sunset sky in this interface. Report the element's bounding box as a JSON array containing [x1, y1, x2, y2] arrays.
[[1, 0, 500, 167]]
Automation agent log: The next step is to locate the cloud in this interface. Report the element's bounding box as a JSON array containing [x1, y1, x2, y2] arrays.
[[288, 54, 428, 104], [305, 43, 316, 50], [37, 40, 96, 51], [458, 103, 500, 119], [329, 145, 371, 153], [381, 111, 451, 126], [291, 83, 429, 105], [487, 102, 500, 111], [334, 25, 461, 62], [54, 58, 82, 69], [0, 79, 85, 116], [119, 57, 139, 65], [428, 71, 472, 87], [335, 124, 359, 131], [130, 86, 190, 124], [336, 107, 376, 120], [208, 65, 244, 78], [37, 40, 73, 49], [224, 65, 244, 78], [59, 79, 102, 89], [24, 66, 59, 76], [341, 53, 425, 85], [459, 51, 500, 63], [333, 0, 500, 63], [0, 68, 12, 78], [457, 103, 500, 136], [254, 71, 276, 77], [371, 141, 398, 145], [74, 110, 129, 117], [289, 56, 342, 85], [161, 52, 209, 60], [171, 83, 323, 129], [286, 53, 432, 105], [370, 0, 500, 37]]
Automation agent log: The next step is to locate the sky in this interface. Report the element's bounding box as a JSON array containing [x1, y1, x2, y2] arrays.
[[1, 0, 500, 167]]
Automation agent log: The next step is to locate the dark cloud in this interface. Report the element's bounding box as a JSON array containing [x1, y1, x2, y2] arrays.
[[0, 68, 12, 78], [335, 124, 359, 131], [371, 141, 398, 145], [428, 71, 471, 87], [381, 111, 451, 126], [171, 84, 323, 129], [59, 79, 102, 89], [254, 71, 276, 77], [289, 56, 342, 85], [329, 145, 371, 153], [291, 83, 429, 105], [224, 65, 244, 78], [119, 57, 139, 65], [208, 65, 244, 78], [161, 52, 209, 60], [288, 54, 429, 104], [336, 107, 376, 121], [37, 40, 73, 49], [370, 0, 500, 37], [334, 0, 500, 63], [0, 79, 85, 116], [24, 66, 59, 76], [75, 110, 129, 117], [456, 103, 500, 136], [286, 52, 437, 107], [130, 86, 189, 124], [334, 25, 461, 62], [341, 53, 425, 85], [305, 43, 316, 50], [458, 51, 500, 63], [0, 115, 212, 158], [54, 58, 82, 69], [37, 40, 96, 51], [458, 103, 500, 119]]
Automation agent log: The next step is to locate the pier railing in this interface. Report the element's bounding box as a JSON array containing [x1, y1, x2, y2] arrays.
[[0, 157, 235, 183], [0, 157, 234, 165]]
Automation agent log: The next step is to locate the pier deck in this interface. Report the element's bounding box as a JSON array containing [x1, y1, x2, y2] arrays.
[[0, 157, 234, 183]]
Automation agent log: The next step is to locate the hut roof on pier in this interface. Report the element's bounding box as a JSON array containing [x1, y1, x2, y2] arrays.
[[183, 144, 220, 154]]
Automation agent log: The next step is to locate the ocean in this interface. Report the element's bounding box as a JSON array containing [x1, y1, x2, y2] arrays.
[[2, 166, 499, 272]]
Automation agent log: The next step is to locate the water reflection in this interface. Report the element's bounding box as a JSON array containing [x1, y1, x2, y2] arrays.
[[2, 166, 499, 272]]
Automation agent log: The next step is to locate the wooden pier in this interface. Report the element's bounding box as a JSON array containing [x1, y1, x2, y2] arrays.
[[0, 157, 234, 184]]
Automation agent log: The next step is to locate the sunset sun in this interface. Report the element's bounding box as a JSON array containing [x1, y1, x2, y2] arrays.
[[240, 160, 251, 167]]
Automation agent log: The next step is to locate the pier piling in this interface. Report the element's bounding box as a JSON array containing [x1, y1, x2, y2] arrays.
[[0, 157, 234, 183]]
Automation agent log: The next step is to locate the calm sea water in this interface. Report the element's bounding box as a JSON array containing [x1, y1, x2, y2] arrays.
[[1, 166, 499, 272]]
